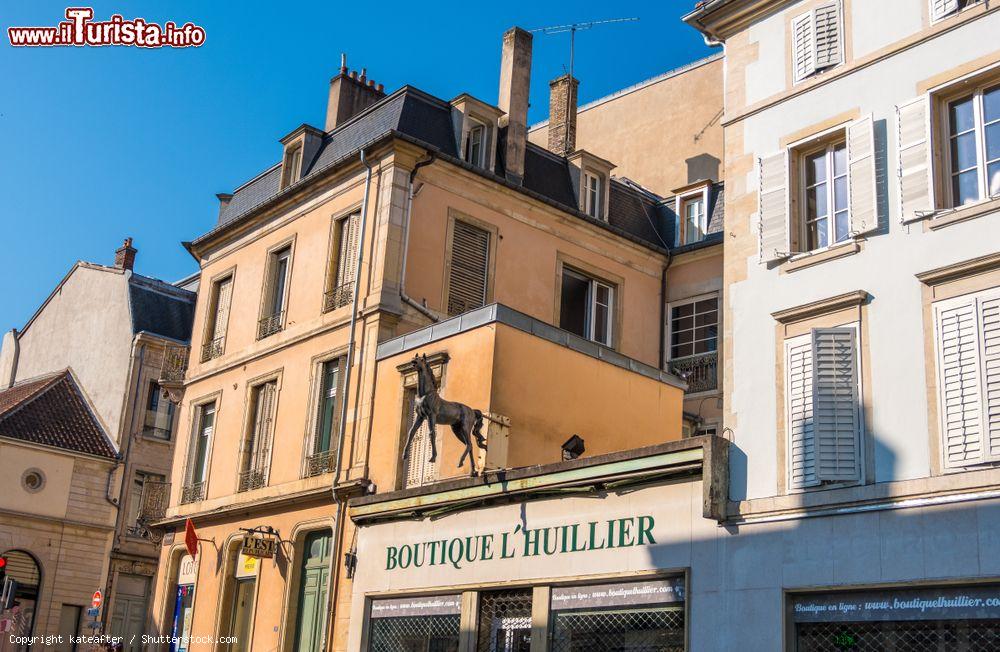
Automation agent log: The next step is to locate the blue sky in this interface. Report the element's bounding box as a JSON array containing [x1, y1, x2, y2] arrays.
[[0, 1, 713, 330]]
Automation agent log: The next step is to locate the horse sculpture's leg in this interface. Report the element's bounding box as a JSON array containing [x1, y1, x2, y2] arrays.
[[427, 416, 438, 463], [454, 418, 478, 477], [401, 413, 425, 461]]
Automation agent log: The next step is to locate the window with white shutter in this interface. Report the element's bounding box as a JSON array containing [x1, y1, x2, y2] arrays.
[[446, 220, 491, 316], [847, 115, 878, 235], [792, 2, 843, 83], [931, 0, 980, 22], [785, 326, 862, 490], [934, 288, 1000, 469], [896, 96, 935, 220], [202, 275, 233, 362], [238, 381, 277, 492], [325, 213, 360, 312], [758, 151, 790, 263]]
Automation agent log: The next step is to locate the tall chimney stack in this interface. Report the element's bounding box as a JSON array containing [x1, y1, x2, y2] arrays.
[[115, 237, 137, 271], [547, 75, 579, 156], [498, 27, 532, 186], [325, 54, 386, 131]]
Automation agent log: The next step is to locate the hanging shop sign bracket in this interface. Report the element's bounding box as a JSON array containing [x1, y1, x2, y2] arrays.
[[239, 526, 280, 559]]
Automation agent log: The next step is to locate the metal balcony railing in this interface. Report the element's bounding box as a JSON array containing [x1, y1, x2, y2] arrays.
[[669, 351, 718, 394], [136, 479, 170, 524], [305, 450, 337, 477], [180, 481, 205, 504], [237, 468, 268, 493], [160, 345, 189, 383], [257, 311, 285, 340], [201, 336, 225, 362], [323, 283, 354, 313]]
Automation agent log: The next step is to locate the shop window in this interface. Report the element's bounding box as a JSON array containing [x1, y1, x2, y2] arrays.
[[221, 551, 259, 652], [325, 213, 360, 312], [142, 381, 175, 440], [559, 267, 614, 347], [550, 579, 685, 652], [933, 287, 1000, 470], [476, 589, 533, 652], [368, 595, 460, 652]]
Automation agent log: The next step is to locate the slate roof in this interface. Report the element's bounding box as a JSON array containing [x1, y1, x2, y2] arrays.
[[128, 274, 196, 342], [0, 371, 117, 459], [201, 85, 726, 254]]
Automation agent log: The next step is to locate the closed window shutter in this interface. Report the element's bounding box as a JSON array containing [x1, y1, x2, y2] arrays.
[[402, 390, 438, 488], [896, 95, 935, 221], [980, 295, 1000, 459], [213, 277, 233, 342], [787, 337, 818, 488], [792, 12, 815, 82], [936, 299, 984, 468], [246, 382, 276, 476], [812, 328, 861, 482], [813, 2, 842, 70], [847, 115, 878, 235], [931, 0, 960, 21], [758, 152, 790, 263], [447, 220, 490, 316], [335, 213, 360, 288]]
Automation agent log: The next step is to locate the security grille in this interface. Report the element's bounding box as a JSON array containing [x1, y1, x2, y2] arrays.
[[477, 589, 533, 652], [796, 619, 1000, 651], [551, 607, 685, 652], [368, 615, 460, 652]]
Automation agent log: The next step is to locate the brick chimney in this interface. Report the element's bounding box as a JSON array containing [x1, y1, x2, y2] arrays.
[[115, 237, 137, 271], [498, 27, 532, 186], [547, 74, 579, 156], [325, 54, 386, 131]]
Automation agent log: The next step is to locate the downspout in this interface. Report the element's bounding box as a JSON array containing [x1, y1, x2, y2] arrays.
[[322, 148, 375, 652], [106, 340, 145, 507], [400, 153, 439, 322], [658, 249, 673, 371]]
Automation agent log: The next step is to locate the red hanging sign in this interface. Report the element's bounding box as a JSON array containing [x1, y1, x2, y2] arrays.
[[184, 518, 199, 559]]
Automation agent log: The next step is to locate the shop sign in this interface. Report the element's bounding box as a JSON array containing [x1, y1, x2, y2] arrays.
[[177, 554, 198, 585], [384, 514, 656, 571], [240, 534, 277, 559], [235, 552, 259, 580], [791, 586, 1000, 623], [370, 595, 461, 618], [551, 578, 684, 610]]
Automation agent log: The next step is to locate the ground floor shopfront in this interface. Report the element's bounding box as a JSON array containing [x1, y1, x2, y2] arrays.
[[345, 439, 1000, 652]]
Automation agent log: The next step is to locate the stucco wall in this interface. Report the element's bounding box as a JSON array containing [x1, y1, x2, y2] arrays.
[[14, 265, 133, 442], [529, 56, 725, 196]]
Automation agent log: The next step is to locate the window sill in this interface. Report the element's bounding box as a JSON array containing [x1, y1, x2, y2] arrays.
[[781, 240, 861, 273], [927, 196, 1000, 231]]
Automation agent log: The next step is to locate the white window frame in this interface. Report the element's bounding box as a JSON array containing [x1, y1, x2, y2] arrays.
[[583, 171, 604, 220], [564, 268, 614, 347], [930, 0, 981, 23], [666, 292, 719, 362], [464, 121, 486, 168], [941, 82, 1000, 208], [673, 186, 712, 246], [792, 1, 844, 84], [281, 144, 303, 189], [784, 323, 864, 492], [185, 399, 218, 491], [238, 377, 280, 492], [799, 139, 850, 252]]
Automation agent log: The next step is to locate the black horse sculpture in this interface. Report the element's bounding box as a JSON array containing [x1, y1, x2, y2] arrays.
[[401, 353, 487, 476]]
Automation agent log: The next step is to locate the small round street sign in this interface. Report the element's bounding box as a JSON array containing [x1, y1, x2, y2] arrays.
[[91, 590, 103, 609]]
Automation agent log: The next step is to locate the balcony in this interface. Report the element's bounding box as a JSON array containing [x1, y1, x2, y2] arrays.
[[305, 450, 337, 477], [201, 336, 225, 362], [324, 283, 353, 313], [180, 481, 205, 504], [669, 351, 718, 394], [128, 478, 170, 537], [370, 304, 687, 486], [257, 311, 285, 340], [237, 468, 268, 493]]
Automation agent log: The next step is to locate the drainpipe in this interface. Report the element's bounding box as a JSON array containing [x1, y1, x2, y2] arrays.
[[658, 250, 674, 371], [400, 153, 439, 322], [322, 148, 375, 652]]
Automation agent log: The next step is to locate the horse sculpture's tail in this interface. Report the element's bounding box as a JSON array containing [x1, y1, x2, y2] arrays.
[[472, 410, 487, 447]]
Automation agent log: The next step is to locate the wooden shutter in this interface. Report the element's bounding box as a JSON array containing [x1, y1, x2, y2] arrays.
[[787, 337, 818, 488], [931, 0, 959, 21], [447, 220, 490, 316], [335, 213, 360, 288], [847, 115, 878, 235], [813, 2, 842, 70], [212, 276, 233, 342], [247, 382, 276, 475], [758, 152, 790, 263], [936, 298, 984, 468], [812, 328, 861, 482], [792, 12, 815, 82], [980, 294, 1000, 459], [402, 390, 438, 488], [896, 95, 935, 221]]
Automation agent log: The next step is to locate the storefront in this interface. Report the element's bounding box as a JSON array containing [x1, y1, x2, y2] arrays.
[[346, 439, 727, 652], [170, 554, 198, 652], [789, 585, 1000, 651]]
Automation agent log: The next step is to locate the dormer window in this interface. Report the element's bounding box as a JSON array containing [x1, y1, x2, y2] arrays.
[[584, 172, 603, 220], [280, 145, 302, 190], [465, 122, 486, 167], [673, 181, 713, 246]]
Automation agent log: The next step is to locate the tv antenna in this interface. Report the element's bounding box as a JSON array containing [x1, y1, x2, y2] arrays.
[[530, 18, 639, 81]]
